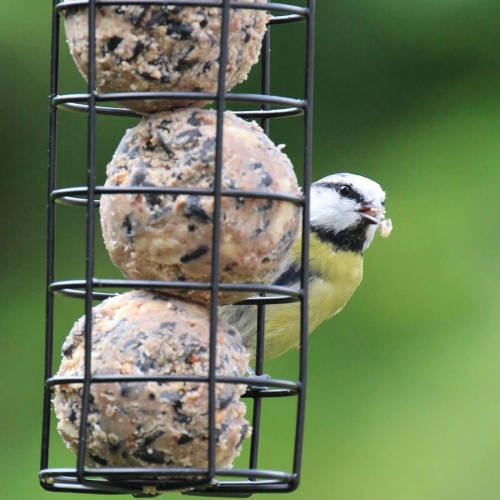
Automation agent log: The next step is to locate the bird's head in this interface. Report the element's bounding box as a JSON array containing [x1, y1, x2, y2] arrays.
[[310, 173, 390, 253]]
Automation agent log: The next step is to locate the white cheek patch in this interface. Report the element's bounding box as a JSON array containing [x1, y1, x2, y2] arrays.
[[310, 189, 359, 233], [363, 225, 378, 251]]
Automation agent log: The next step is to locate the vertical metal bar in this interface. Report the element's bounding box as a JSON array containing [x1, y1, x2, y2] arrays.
[[76, 0, 98, 483], [292, 0, 315, 485], [249, 13, 272, 474], [40, 0, 61, 474], [260, 21, 271, 135], [208, 0, 232, 480], [248, 306, 265, 474]]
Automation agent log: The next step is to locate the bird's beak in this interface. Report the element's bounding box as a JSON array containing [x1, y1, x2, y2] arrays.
[[357, 204, 385, 225]]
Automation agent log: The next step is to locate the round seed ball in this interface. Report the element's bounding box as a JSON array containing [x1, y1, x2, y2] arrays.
[[53, 290, 250, 474], [63, 2, 269, 114], [100, 109, 300, 306]]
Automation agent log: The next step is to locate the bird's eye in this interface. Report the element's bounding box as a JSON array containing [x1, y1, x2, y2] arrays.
[[339, 184, 353, 197]]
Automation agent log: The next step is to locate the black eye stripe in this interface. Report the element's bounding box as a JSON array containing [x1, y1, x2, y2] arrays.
[[339, 184, 353, 197], [315, 181, 364, 203]]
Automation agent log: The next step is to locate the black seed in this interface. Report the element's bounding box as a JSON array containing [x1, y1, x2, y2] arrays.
[[177, 58, 198, 72], [108, 318, 128, 337], [237, 424, 249, 447], [143, 185, 162, 208], [260, 172, 273, 187], [177, 412, 192, 425], [148, 393, 156, 401], [159, 118, 173, 129], [150, 205, 173, 224], [251, 227, 263, 238], [145, 9, 169, 28], [218, 391, 235, 410], [131, 168, 146, 186], [108, 442, 121, 454], [215, 423, 229, 442], [180, 245, 209, 263], [68, 408, 77, 423], [107, 36, 123, 52], [187, 113, 201, 127], [133, 448, 165, 464], [122, 338, 142, 351], [138, 71, 158, 82], [223, 175, 236, 189], [188, 224, 196, 232], [132, 42, 146, 59], [251, 219, 271, 239], [62, 341, 76, 358], [120, 385, 131, 398], [128, 41, 145, 61], [185, 196, 211, 223], [257, 199, 274, 212], [157, 132, 175, 157], [129, 7, 149, 27], [253, 162, 264, 170], [138, 355, 158, 373], [142, 430, 165, 447], [200, 18, 208, 28], [160, 321, 177, 330], [162, 391, 183, 405], [200, 137, 215, 162], [89, 454, 108, 466], [159, 73, 170, 84], [177, 433, 194, 445], [167, 22, 193, 40], [122, 215, 134, 243], [276, 230, 293, 251], [176, 128, 202, 143]]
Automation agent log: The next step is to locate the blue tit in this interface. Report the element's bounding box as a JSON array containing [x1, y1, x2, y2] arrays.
[[219, 172, 392, 362]]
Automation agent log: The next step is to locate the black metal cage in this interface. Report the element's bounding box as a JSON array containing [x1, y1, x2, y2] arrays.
[[40, 0, 315, 496]]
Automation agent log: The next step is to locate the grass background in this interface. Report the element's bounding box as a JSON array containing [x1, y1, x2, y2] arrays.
[[1, 1, 499, 499]]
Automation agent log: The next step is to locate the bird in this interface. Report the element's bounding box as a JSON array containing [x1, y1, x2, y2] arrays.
[[219, 172, 392, 363]]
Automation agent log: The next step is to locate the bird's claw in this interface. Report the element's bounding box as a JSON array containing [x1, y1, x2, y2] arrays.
[[246, 366, 271, 391]]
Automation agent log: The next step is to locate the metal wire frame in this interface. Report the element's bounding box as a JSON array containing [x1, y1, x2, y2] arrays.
[[40, 0, 315, 496]]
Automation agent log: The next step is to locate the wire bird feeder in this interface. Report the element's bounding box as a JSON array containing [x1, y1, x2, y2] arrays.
[[40, 0, 315, 496]]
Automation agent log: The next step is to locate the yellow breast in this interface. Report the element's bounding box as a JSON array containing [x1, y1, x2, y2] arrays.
[[255, 234, 364, 360]]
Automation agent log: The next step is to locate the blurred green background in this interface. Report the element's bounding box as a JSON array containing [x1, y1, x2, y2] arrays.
[[1, 1, 499, 499]]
